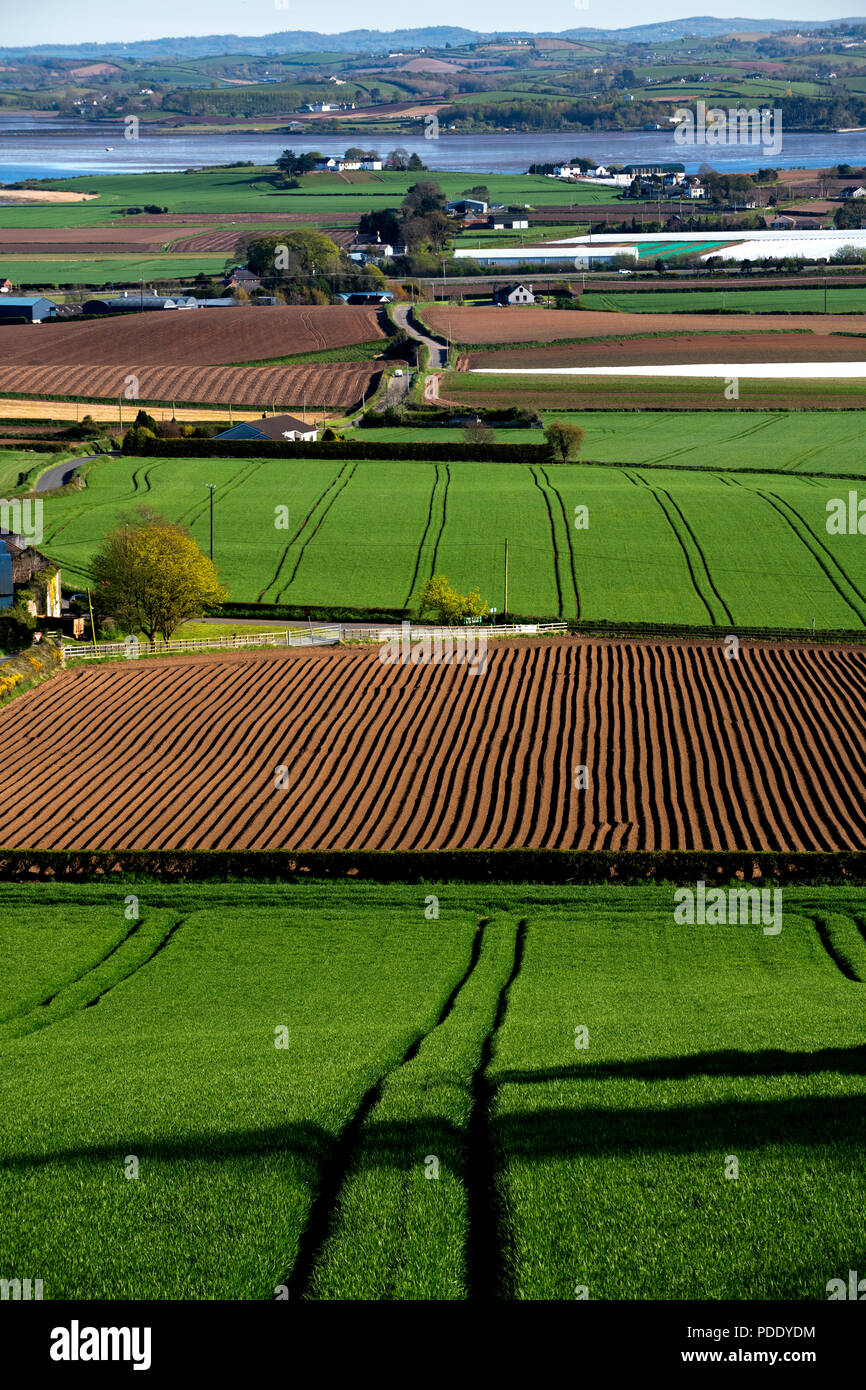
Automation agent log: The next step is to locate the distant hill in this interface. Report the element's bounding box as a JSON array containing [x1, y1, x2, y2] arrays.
[[0, 19, 848, 61]]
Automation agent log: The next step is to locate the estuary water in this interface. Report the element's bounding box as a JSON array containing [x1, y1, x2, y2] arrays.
[[0, 113, 864, 181]]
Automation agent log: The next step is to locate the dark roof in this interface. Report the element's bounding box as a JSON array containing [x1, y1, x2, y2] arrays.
[[214, 414, 315, 441]]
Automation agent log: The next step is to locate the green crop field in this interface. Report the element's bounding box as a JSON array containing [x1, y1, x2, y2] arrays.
[[0, 167, 620, 232], [1, 255, 228, 285], [445, 369, 866, 411], [583, 288, 866, 314], [36, 434, 866, 626], [1, 881, 863, 1300]]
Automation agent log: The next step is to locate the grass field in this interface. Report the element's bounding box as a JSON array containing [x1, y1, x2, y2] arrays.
[[1, 881, 863, 1299], [0, 167, 620, 230], [37, 443, 866, 626], [583, 288, 866, 314], [444, 370, 866, 411], [359, 413, 866, 469], [1, 254, 228, 285], [0, 450, 68, 493]]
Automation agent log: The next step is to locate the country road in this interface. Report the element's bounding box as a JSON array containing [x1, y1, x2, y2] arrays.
[[35, 452, 119, 492], [391, 303, 448, 369]]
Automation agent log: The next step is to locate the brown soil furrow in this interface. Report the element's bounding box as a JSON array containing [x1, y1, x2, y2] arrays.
[[112, 657, 315, 849], [0, 663, 224, 844], [309, 658, 451, 851], [580, 643, 604, 850], [511, 643, 567, 848], [36, 661, 283, 849], [184, 653, 373, 849], [678, 645, 768, 849], [1, 638, 864, 852], [636, 645, 669, 849], [705, 643, 805, 848], [426, 305, 866, 345], [745, 648, 863, 849], [0, 306, 384, 367], [472, 648, 540, 849], [238, 653, 411, 850], [716, 647, 829, 849], [544, 642, 586, 848], [408, 652, 509, 851], [668, 644, 734, 848], [416, 651, 515, 850], [495, 646, 555, 847]]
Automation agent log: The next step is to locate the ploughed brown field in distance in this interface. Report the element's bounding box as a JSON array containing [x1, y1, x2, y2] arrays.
[[425, 305, 866, 343], [0, 637, 863, 853], [0, 362, 383, 409], [0, 306, 384, 367], [463, 332, 866, 371]]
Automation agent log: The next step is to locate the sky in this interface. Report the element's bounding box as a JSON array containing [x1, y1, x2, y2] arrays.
[[2, 2, 863, 48]]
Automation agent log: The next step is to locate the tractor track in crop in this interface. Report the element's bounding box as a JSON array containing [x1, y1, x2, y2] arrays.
[[284, 916, 491, 1299]]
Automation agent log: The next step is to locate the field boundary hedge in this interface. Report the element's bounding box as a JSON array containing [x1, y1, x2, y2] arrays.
[[0, 848, 863, 883], [213, 601, 412, 621], [121, 437, 555, 462], [567, 618, 866, 643]]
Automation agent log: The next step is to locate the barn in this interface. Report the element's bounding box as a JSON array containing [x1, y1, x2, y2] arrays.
[[0, 296, 57, 323]]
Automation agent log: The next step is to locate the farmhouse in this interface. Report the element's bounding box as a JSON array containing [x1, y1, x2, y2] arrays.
[[493, 283, 535, 305], [213, 414, 319, 443], [225, 267, 262, 291], [348, 234, 403, 262], [0, 295, 56, 322], [625, 162, 685, 178], [840, 185, 866, 199], [0, 533, 61, 616], [315, 156, 382, 172]]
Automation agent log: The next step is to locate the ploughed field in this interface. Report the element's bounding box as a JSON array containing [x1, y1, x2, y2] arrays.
[[463, 333, 866, 371], [1, 881, 864, 1299], [424, 305, 866, 344], [0, 306, 384, 367], [0, 363, 382, 410], [0, 640, 863, 852]]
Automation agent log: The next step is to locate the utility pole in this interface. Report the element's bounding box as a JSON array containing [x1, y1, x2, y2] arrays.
[[206, 483, 215, 562], [87, 587, 97, 656]]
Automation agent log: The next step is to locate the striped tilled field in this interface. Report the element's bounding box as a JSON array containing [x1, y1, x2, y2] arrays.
[[0, 638, 863, 852], [0, 363, 382, 409]]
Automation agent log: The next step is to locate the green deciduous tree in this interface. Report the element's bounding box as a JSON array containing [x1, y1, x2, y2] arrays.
[[91, 509, 228, 643], [414, 574, 490, 626], [544, 421, 585, 465]]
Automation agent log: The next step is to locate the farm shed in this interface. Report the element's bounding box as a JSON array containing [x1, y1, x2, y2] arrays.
[[0, 296, 56, 323], [213, 414, 318, 443], [0, 546, 12, 609], [82, 295, 193, 314], [336, 291, 393, 304]]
